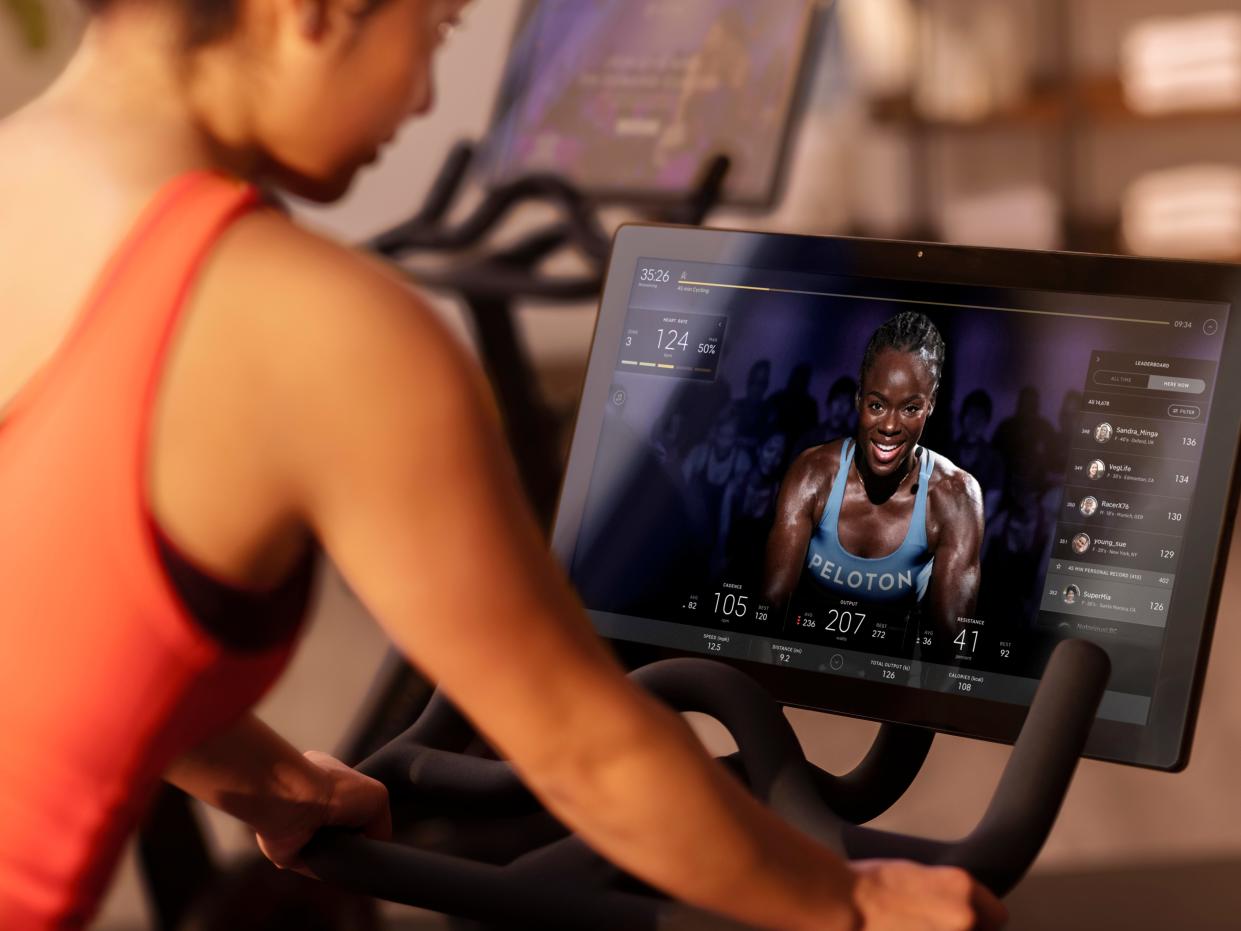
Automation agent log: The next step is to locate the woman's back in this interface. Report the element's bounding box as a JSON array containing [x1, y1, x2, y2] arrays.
[[0, 63, 443, 913], [0, 161, 309, 924], [0, 58, 331, 584], [0, 60, 599, 916]]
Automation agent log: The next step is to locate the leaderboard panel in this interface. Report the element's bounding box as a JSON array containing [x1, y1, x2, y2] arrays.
[[1042, 349, 1212, 635]]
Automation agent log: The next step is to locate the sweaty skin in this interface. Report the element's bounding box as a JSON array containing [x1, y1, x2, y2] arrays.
[[764, 349, 984, 643]]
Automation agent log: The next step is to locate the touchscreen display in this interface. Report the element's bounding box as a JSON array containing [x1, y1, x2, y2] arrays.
[[569, 257, 1231, 729], [484, 0, 820, 204]]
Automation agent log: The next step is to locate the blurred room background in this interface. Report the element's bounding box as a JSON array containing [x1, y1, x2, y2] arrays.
[[6, 1, 1241, 928]]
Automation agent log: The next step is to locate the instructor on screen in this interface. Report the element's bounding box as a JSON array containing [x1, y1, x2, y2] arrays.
[[763, 312, 985, 644]]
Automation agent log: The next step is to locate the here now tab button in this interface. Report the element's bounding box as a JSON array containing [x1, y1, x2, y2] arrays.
[[1147, 375, 1207, 395]]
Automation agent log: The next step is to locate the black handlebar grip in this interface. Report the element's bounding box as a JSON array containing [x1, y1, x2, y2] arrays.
[[310, 641, 1108, 922], [631, 659, 849, 853], [301, 830, 756, 930], [842, 639, 1111, 895], [812, 723, 935, 825]]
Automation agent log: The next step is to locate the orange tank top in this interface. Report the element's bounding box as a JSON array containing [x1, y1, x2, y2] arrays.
[[0, 172, 303, 928]]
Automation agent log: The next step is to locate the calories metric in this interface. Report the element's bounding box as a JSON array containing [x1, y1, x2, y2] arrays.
[[617, 307, 727, 381]]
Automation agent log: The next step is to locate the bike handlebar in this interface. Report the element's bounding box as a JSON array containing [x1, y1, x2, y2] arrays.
[[302, 639, 1110, 926]]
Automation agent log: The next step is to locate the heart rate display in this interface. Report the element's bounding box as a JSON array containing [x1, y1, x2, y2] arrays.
[[617, 307, 726, 381]]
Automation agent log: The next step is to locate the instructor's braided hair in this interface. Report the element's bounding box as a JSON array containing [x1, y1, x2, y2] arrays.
[[859, 311, 945, 392]]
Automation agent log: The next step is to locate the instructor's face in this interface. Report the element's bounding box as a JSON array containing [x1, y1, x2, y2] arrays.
[[857, 348, 937, 478]]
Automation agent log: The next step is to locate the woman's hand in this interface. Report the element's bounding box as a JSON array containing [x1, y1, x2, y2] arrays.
[[167, 717, 393, 875], [852, 861, 1007, 931], [256, 751, 392, 873]]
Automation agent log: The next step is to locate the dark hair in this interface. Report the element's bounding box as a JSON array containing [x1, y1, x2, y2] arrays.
[[859, 312, 945, 392], [79, 0, 390, 48], [80, 0, 241, 47], [959, 388, 993, 421]]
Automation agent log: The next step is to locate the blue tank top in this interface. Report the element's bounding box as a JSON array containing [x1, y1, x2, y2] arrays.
[[805, 439, 935, 604]]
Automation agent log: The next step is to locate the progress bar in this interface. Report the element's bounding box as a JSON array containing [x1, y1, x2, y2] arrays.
[[677, 280, 1171, 327], [620, 360, 716, 374]]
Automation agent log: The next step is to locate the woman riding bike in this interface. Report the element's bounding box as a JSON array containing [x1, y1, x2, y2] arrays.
[[0, 3, 1003, 929]]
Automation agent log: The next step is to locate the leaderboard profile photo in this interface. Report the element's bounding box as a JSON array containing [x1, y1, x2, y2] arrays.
[[1071, 532, 1092, 556], [1079, 496, 1099, 518], [1088, 459, 1107, 481], [1094, 422, 1114, 444], [1063, 585, 1081, 605]]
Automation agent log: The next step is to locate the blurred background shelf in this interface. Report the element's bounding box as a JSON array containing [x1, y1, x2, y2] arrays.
[[846, 0, 1241, 262], [871, 76, 1241, 131]]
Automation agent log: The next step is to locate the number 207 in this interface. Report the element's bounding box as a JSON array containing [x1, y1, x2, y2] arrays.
[[825, 610, 866, 636]]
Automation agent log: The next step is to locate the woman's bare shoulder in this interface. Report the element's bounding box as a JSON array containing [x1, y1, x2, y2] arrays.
[[190, 208, 491, 479], [782, 439, 845, 508], [791, 438, 845, 483], [210, 209, 426, 323], [925, 448, 984, 526], [202, 209, 473, 390]]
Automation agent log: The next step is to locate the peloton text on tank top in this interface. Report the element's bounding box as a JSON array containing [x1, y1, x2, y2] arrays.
[[804, 439, 935, 603]]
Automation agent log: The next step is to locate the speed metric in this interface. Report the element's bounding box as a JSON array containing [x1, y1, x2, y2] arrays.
[[617, 308, 727, 381]]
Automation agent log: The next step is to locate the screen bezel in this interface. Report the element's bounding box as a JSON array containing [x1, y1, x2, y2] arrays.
[[479, 0, 829, 209], [552, 223, 1241, 771]]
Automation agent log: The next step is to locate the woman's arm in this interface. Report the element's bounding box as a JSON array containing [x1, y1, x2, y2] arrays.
[[763, 449, 826, 611], [165, 714, 390, 870], [925, 470, 986, 638], [219, 220, 1001, 931], [257, 262, 853, 931]]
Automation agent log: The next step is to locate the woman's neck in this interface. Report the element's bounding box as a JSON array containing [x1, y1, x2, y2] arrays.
[[22, 11, 262, 184], [853, 442, 919, 505]]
